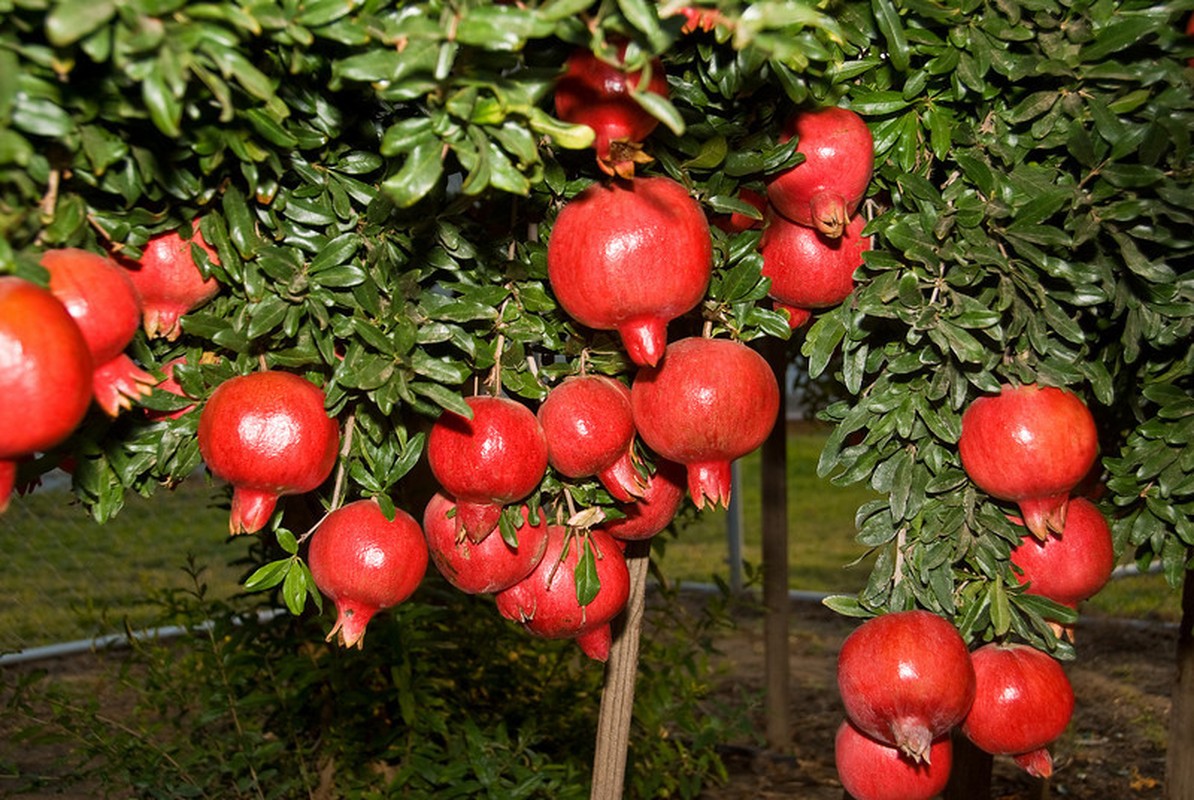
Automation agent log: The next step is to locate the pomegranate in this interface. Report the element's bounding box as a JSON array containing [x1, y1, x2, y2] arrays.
[[962, 642, 1075, 778], [774, 301, 813, 330], [760, 212, 869, 315], [713, 187, 768, 233], [596, 457, 686, 541], [631, 337, 779, 509], [308, 499, 428, 648], [119, 219, 220, 340], [40, 247, 156, 416], [197, 370, 340, 534], [1010, 496, 1115, 609], [836, 610, 976, 763], [546, 176, 712, 367], [426, 395, 549, 543], [422, 492, 549, 594], [766, 106, 874, 238], [146, 357, 198, 421], [494, 526, 630, 661], [553, 43, 668, 177], [959, 383, 1099, 539], [538, 375, 645, 501], [834, 720, 953, 800], [0, 277, 93, 511]]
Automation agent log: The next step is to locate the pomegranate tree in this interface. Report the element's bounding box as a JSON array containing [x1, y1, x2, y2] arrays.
[[834, 720, 953, 800], [197, 370, 340, 534], [596, 458, 686, 541], [760, 211, 869, 326], [308, 499, 428, 649], [546, 176, 712, 367], [119, 219, 220, 341], [959, 383, 1099, 539], [631, 337, 779, 509], [422, 492, 549, 595], [1010, 496, 1115, 610]]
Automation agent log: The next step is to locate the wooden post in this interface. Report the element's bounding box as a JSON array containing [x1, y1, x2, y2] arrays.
[[760, 336, 790, 751], [943, 728, 993, 799], [1167, 561, 1194, 800], [590, 539, 652, 800]]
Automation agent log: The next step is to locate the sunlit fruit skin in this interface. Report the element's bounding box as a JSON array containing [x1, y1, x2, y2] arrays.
[[0, 277, 94, 511], [962, 642, 1075, 779], [422, 492, 549, 595], [546, 177, 712, 368], [834, 720, 953, 800], [197, 371, 340, 535], [538, 375, 645, 502], [837, 610, 975, 764], [1010, 496, 1115, 608], [494, 526, 630, 662], [308, 499, 428, 649], [120, 219, 220, 341], [760, 212, 869, 313], [40, 247, 155, 416], [959, 384, 1099, 539], [631, 337, 779, 510], [426, 395, 549, 544], [766, 106, 874, 238], [597, 458, 686, 541]]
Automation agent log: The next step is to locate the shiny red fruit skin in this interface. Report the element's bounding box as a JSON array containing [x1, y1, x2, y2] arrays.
[[546, 177, 712, 367], [836, 610, 976, 764], [308, 499, 428, 649], [120, 220, 220, 341], [597, 458, 686, 541], [959, 384, 1099, 539], [426, 395, 549, 543], [1010, 496, 1115, 608], [760, 212, 869, 311], [422, 492, 549, 595], [631, 337, 779, 509], [834, 720, 953, 800], [197, 371, 340, 534], [766, 106, 874, 238]]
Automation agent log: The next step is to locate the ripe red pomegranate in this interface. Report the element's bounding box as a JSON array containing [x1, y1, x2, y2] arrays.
[[40, 248, 155, 416], [145, 357, 198, 421], [766, 106, 874, 238], [962, 642, 1075, 778], [0, 277, 94, 511], [836, 610, 976, 763], [631, 337, 779, 509], [760, 212, 869, 317], [546, 176, 712, 368], [597, 458, 686, 541], [773, 301, 813, 330], [834, 720, 953, 800], [198, 370, 340, 534], [553, 43, 668, 177], [426, 395, 549, 543], [308, 499, 428, 649], [1010, 496, 1115, 610], [494, 526, 630, 661], [538, 375, 645, 501], [422, 492, 550, 594], [119, 220, 220, 341], [959, 384, 1099, 539]]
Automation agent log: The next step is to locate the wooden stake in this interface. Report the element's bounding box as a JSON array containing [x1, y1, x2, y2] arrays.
[[760, 336, 791, 751], [1167, 555, 1194, 800]]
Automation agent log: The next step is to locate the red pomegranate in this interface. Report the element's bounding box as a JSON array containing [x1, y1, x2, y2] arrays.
[[538, 375, 645, 501], [962, 642, 1075, 778], [1010, 496, 1115, 609], [197, 370, 340, 534], [959, 383, 1099, 539], [766, 106, 874, 238], [836, 610, 976, 763], [596, 458, 686, 541], [308, 499, 428, 649], [834, 720, 953, 800], [760, 212, 869, 315], [120, 219, 220, 341], [546, 176, 712, 368], [631, 337, 779, 509], [713, 188, 768, 233], [553, 42, 668, 177], [0, 277, 94, 511], [494, 526, 630, 661], [146, 357, 198, 421], [422, 492, 550, 594], [40, 248, 156, 416], [426, 395, 549, 543]]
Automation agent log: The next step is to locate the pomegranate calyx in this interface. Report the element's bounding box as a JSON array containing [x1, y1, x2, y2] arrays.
[[598, 138, 654, 179], [576, 622, 613, 662], [810, 190, 849, 238], [1018, 492, 1071, 540], [229, 486, 281, 535], [688, 460, 732, 510], [92, 354, 157, 416], [456, 499, 504, 543], [618, 318, 668, 367], [891, 718, 935, 765], [327, 598, 379, 650], [597, 450, 648, 502], [1013, 747, 1054, 779], [142, 306, 187, 341]]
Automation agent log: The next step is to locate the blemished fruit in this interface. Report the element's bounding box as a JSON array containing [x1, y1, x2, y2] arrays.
[[0, 277, 94, 511], [422, 492, 549, 595], [40, 247, 156, 416], [426, 395, 549, 543], [760, 212, 869, 315], [197, 370, 340, 534], [959, 383, 1099, 539], [546, 176, 712, 368], [834, 720, 953, 800], [766, 106, 874, 238], [836, 610, 976, 764], [596, 458, 686, 541], [119, 220, 220, 341], [962, 642, 1075, 779], [308, 499, 428, 649], [1010, 496, 1115, 609], [631, 337, 779, 509]]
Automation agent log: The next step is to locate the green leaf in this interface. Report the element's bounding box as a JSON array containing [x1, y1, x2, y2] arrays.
[[282, 560, 309, 615], [574, 536, 601, 607], [382, 139, 444, 208], [632, 90, 685, 137], [45, 0, 116, 46], [244, 559, 291, 592], [820, 594, 873, 618], [871, 0, 910, 72]]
